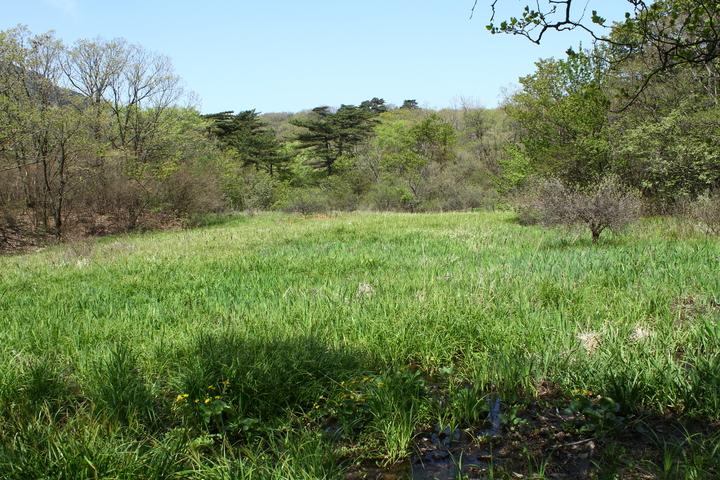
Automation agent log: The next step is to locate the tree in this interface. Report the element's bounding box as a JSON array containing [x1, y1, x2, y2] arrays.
[[0, 26, 207, 239], [358, 109, 460, 210], [505, 49, 610, 187], [410, 113, 457, 165], [521, 176, 640, 243], [478, 1, 720, 107], [103, 43, 181, 161], [616, 106, 720, 204], [360, 97, 388, 114], [401, 99, 419, 110], [291, 105, 375, 175], [204, 110, 285, 175]]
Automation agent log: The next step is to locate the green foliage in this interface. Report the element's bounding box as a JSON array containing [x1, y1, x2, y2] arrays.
[[506, 49, 610, 187], [400, 99, 419, 110], [616, 106, 720, 205], [355, 109, 489, 212], [91, 343, 153, 425], [496, 144, 532, 193], [360, 97, 388, 115], [486, 1, 720, 83], [291, 105, 376, 175], [204, 110, 286, 176], [564, 395, 624, 433]]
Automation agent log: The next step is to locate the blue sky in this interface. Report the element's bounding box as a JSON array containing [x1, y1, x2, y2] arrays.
[[2, 1, 630, 113]]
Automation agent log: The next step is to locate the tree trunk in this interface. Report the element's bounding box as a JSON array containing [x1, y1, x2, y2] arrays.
[[53, 142, 67, 240]]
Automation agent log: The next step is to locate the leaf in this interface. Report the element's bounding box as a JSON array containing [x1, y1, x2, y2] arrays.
[[591, 10, 606, 25]]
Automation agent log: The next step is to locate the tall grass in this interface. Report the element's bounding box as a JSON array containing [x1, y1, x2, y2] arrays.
[[0, 211, 718, 477]]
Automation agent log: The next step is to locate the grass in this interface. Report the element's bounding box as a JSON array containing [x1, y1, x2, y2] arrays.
[[0, 211, 718, 478]]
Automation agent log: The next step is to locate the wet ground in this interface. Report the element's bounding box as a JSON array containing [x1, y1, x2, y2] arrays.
[[346, 392, 717, 479], [348, 397, 506, 480]]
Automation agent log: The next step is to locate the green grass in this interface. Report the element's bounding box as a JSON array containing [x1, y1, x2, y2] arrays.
[[0, 211, 718, 478]]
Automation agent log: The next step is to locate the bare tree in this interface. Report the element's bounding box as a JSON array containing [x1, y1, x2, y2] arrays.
[[108, 44, 182, 159], [520, 176, 640, 243]]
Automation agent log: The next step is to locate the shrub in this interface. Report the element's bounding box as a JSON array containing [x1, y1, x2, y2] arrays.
[[416, 160, 497, 212], [230, 169, 284, 211], [521, 176, 641, 243], [105, 172, 148, 231], [161, 165, 226, 219], [689, 193, 720, 235], [278, 188, 330, 214], [364, 183, 411, 211]]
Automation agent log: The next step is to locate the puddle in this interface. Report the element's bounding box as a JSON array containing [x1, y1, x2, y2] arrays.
[[410, 446, 492, 479], [478, 396, 502, 438], [349, 396, 505, 479], [411, 397, 503, 478]]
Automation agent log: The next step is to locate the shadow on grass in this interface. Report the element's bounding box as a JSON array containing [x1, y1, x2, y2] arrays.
[[185, 211, 252, 229], [540, 235, 628, 251], [171, 330, 370, 423]]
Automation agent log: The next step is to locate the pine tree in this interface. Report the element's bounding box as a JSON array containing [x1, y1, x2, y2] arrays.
[[291, 105, 376, 174], [360, 97, 388, 114], [204, 110, 286, 175]]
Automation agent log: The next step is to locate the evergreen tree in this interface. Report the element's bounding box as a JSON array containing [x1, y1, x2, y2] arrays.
[[401, 99, 419, 110], [204, 110, 286, 175], [291, 105, 375, 174], [360, 97, 388, 115]]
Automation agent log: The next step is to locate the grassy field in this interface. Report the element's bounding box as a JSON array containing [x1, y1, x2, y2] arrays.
[[0, 211, 718, 479]]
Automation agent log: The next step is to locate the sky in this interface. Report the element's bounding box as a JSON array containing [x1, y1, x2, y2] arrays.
[[1, 1, 631, 114]]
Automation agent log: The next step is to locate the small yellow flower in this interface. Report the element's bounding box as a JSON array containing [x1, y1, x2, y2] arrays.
[[204, 397, 211, 404], [208, 385, 216, 391], [175, 393, 189, 402]]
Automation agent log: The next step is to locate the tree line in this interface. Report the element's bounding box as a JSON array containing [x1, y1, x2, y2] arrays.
[[2, 0, 719, 248]]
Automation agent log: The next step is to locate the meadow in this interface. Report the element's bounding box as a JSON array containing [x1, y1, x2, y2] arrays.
[[0, 211, 718, 479]]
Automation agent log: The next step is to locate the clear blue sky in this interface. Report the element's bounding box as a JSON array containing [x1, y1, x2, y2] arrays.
[[1, 0, 630, 113]]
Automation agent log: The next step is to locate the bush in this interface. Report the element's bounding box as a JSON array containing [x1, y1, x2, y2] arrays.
[[689, 193, 720, 235], [416, 160, 497, 212], [520, 176, 641, 243], [104, 171, 148, 231], [277, 188, 330, 214], [161, 165, 226, 219], [364, 183, 412, 211], [228, 169, 285, 211]]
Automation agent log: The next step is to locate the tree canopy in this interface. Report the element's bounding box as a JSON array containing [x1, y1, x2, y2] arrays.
[[478, 0, 720, 106]]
